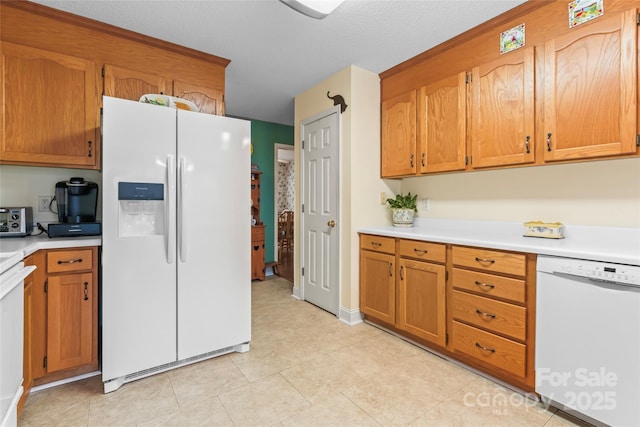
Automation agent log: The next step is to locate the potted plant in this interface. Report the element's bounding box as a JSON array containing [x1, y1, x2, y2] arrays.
[[386, 192, 418, 227]]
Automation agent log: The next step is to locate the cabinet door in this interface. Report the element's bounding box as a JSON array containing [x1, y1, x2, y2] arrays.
[[103, 64, 169, 101], [470, 46, 535, 168], [543, 9, 637, 161], [381, 90, 417, 177], [418, 72, 467, 173], [0, 42, 98, 168], [360, 250, 395, 324], [47, 272, 94, 372], [173, 80, 224, 115], [25, 251, 47, 380], [397, 258, 446, 347]]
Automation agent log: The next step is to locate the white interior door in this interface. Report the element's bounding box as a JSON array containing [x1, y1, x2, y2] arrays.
[[301, 108, 339, 315]]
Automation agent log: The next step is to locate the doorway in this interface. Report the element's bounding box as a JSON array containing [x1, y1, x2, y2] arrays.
[[300, 107, 340, 315], [274, 143, 294, 282]]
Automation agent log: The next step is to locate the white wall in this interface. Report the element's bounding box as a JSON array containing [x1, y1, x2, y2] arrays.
[[402, 157, 640, 228], [0, 165, 102, 225], [294, 65, 397, 312]]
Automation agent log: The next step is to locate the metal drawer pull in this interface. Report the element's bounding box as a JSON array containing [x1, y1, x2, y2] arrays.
[[57, 258, 83, 264], [474, 280, 495, 289], [475, 309, 496, 319], [371, 242, 382, 247], [413, 248, 427, 255], [475, 342, 496, 353], [475, 257, 495, 264]]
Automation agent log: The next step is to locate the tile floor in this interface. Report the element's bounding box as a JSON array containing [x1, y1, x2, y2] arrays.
[[19, 276, 587, 426]]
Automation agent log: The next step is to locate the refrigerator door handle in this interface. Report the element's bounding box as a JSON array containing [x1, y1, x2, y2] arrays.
[[166, 154, 176, 264], [178, 156, 187, 263]]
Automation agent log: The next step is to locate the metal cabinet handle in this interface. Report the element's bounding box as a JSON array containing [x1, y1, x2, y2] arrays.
[[57, 258, 83, 264], [87, 141, 93, 158], [83, 282, 89, 301], [413, 248, 427, 255], [410, 154, 414, 168], [474, 280, 495, 289], [400, 265, 404, 280], [546, 133, 552, 152], [389, 262, 393, 277], [371, 242, 382, 247], [421, 152, 425, 167], [525, 135, 530, 154], [475, 309, 496, 319], [474, 257, 495, 264], [475, 342, 496, 353]]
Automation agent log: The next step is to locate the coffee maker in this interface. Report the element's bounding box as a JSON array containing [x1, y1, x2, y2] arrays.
[[48, 177, 101, 237]]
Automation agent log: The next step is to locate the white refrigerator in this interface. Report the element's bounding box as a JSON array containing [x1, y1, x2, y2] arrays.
[[101, 96, 251, 393]]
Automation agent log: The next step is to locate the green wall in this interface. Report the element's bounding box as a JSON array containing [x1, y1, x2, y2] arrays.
[[251, 120, 294, 264]]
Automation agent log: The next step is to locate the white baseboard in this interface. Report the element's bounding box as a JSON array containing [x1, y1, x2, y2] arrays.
[[291, 285, 301, 300], [339, 307, 363, 325]]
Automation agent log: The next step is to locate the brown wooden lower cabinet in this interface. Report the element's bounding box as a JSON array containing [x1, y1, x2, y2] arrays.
[[359, 233, 536, 392], [26, 247, 99, 391], [251, 225, 266, 281]]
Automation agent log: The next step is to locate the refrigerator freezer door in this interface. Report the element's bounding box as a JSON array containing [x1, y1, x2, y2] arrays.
[[176, 110, 251, 360], [102, 97, 178, 382]]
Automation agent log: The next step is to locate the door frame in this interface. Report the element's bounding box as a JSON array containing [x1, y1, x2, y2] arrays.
[[298, 106, 341, 314], [273, 143, 295, 262]]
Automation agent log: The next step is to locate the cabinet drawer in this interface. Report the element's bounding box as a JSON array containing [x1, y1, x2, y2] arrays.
[[452, 321, 526, 378], [251, 225, 265, 241], [398, 239, 445, 263], [452, 246, 526, 276], [47, 249, 93, 273], [451, 290, 526, 341], [452, 268, 526, 303], [360, 234, 395, 254]]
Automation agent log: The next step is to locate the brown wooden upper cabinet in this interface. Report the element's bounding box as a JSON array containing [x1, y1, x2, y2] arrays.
[[470, 46, 535, 169], [381, 90, 417, 177], [173, 80, 225, 116], [0, 43, 99, 169], [380, 5, 639, 178], [104, 65, 225, 115], [418, 72, 467, 173], [543, 8, 637, 161]]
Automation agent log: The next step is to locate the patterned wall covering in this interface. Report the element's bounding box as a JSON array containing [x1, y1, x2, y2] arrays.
[[277, 160, 295, 213]]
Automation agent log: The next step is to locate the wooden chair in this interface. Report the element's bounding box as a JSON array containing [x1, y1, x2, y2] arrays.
[[278, 210, 294, 253]]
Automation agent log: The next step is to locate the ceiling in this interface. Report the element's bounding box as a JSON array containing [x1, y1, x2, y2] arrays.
[[31, 0, 527, 126]]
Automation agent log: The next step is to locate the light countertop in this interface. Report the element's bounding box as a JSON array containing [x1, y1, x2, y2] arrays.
[[358, 218, 640, 266], [0, 233, 101, 274]]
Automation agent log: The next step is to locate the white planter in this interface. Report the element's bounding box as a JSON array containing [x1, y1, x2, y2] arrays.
[[391, 208, 415, 227]]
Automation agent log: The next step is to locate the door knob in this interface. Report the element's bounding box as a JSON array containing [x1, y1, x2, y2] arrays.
[[327, 220, 336, 228]]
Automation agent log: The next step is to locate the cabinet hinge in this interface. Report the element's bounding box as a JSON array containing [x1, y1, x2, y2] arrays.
[[465, 73, 471, 84], [301, 204, 305, 213], [445, 270, 449, 282], [44, 280, 48, 293], [465, 156, 471, 165], [637, 13, 640, 25], [446, 333, 449, 345], [636, 134, 640, 147], [302, 140, 305, 150], [301, 267, 305, 276], [43, 356, 47, 369]]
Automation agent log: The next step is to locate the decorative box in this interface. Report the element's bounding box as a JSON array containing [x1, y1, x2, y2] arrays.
[[523, 221, 564, 239]]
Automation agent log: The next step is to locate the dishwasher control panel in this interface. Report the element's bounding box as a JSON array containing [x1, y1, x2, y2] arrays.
[[538, 256, 640, 287]]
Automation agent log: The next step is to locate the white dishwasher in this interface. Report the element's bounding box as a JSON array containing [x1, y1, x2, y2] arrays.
[[536, 255, 640, 427]]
